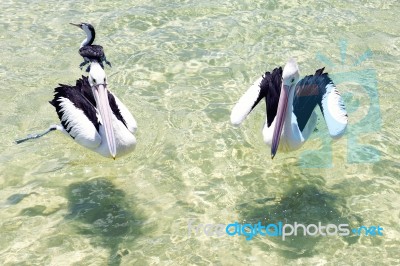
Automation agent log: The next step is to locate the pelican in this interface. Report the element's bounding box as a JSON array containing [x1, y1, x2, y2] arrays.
[[230, 59, 347, 159], [16, 62, 137, 159], [70, 22, 112, 72]]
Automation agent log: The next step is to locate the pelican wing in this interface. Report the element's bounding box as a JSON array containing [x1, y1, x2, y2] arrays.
[[108, 91, 137, 134], [230, 67, 283, 126], [230, 77, 264, 126], [50, 81, 101, 149], [293, 68, 347, 138]]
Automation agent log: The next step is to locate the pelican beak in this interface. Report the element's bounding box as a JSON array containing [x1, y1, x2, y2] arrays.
[[271, 84, 290, 159], [92, 84, 117, 159], [69, 23, 81, 28]]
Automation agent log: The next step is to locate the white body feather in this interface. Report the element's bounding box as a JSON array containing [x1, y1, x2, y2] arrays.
[[56, 92, 137, 158]]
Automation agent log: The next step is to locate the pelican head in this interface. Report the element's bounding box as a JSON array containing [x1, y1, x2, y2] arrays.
[[282, 58, 300, 85], [88, 62, 116, 159], [70, 22, 96, 47], [271, 58, 300, 159]]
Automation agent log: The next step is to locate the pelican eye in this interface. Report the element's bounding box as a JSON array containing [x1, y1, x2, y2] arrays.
[[291, 78, 295, 83], [93, 78, 96, 83]]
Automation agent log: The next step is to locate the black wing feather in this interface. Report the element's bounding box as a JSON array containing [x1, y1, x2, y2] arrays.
[[50, 77, 100, 133], [293, 68, 330, 131], [79, 45, 105, 59], [262, 67, 283, 127], [50, 75, 130, 133], [108, 93, 128, 128]]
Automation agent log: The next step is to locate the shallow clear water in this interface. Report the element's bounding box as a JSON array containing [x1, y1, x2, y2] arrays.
[[1, 0, 400, 265]]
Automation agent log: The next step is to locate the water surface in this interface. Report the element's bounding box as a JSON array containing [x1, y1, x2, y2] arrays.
[[1, 0, 399, 265]]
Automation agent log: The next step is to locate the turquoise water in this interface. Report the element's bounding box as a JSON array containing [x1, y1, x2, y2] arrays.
[[1, 0, 400, 265]]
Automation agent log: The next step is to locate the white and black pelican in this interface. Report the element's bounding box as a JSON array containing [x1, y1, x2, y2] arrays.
[[230, 59, 347, 159], [16, 62, 137, 159], [70, 22, 112, 72]]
